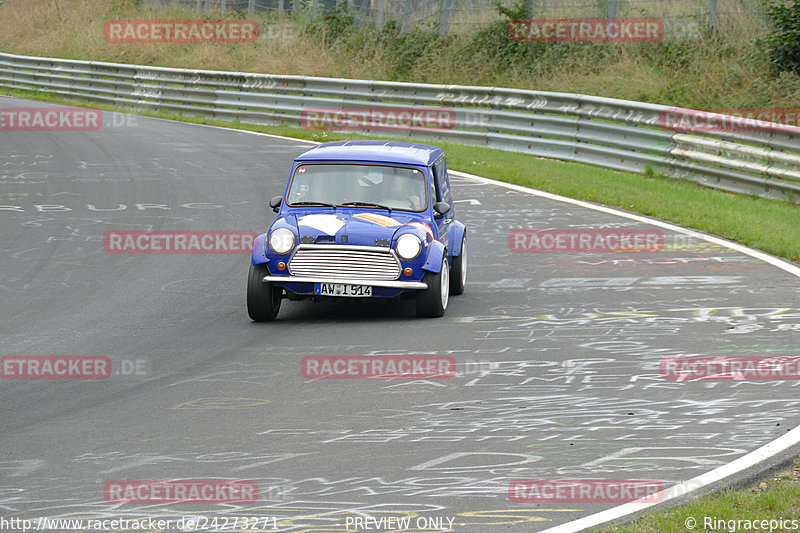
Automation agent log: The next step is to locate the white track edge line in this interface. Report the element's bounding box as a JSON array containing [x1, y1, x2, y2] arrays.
[[450, 170, 800, 277], [537, 425, 800, 533]]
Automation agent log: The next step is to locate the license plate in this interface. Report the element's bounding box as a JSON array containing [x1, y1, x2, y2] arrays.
[[315, 283, 372, 297]]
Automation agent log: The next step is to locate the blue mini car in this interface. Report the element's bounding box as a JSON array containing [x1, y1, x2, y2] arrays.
[[248, 140, 467, 321]]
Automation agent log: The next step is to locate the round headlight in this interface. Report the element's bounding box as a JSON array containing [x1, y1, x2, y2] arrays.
[[269, 228, 295, 254], [396, 234, 422, 260]]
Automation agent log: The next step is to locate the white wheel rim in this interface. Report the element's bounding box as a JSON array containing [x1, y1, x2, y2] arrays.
[[460, 239, 467, 286], [441, 258, 449, 309]]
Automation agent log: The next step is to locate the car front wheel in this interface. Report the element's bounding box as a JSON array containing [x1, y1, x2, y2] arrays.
[[247, 263, 281, 322], [449, 235, 466, 296], [415, 256, 449, 318]]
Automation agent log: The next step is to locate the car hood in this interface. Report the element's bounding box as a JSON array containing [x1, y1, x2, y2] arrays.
[[290, 210, 432, 246]]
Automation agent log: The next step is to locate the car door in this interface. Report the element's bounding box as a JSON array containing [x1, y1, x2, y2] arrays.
[[431, 156, 453, 251]]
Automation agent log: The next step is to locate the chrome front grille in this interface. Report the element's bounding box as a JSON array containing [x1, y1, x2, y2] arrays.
[[288, 245, 401, 280]]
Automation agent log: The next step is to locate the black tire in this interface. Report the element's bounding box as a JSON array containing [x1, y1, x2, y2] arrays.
[[449, 234, 467, 296], [247, 263, 281, 322], [415, 256, 449, 318]]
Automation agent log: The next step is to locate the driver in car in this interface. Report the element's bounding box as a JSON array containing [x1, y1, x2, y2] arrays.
[[378, 171, 423, 210]]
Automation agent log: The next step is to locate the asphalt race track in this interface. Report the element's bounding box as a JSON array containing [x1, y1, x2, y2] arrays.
[[2, 96, 800, 532]]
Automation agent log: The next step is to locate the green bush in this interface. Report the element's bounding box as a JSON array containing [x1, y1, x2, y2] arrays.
[[305, 6, 357, 43], [764, 0, 800, 74]]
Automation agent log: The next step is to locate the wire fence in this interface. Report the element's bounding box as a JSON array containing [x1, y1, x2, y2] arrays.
[[141, 0, 773, 37]]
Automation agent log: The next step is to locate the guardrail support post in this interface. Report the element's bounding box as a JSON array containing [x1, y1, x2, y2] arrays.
[[376, 0, 385, 26], [608, 0, 617, 19], [401, 0, 412, 33], [708, 0, 717, 33], [439, 0, 451, 35]]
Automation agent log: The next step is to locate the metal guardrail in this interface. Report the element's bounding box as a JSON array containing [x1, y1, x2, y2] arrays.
[[1, 51, 799, 203]]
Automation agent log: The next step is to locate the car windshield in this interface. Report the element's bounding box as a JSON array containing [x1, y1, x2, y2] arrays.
[[286, 164, 427, 212]]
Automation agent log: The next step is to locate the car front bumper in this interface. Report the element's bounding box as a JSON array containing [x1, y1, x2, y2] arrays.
[[262, 275, 427, 290]]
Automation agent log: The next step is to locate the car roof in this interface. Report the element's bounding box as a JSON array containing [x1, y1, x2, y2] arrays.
[[294, 140, 444, 166]]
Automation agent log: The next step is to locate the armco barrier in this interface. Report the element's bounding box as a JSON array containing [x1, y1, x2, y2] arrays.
[[1, 52, 799, 203]]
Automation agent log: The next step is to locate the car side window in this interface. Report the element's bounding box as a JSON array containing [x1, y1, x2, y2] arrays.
[[433, 156, 451, 204], [432, 157, 452, 206], [429, 166, 439, 203]]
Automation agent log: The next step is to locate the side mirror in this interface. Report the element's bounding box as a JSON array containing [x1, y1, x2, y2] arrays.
[[433, 201, 451, 218], [269, 196, 283, 213]]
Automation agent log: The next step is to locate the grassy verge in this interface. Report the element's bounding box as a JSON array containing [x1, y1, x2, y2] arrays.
[[601, 457, 800, 532], [5, 87, 799, 264]]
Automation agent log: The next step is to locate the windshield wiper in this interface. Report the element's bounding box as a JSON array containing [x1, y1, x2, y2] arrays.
[[292, 201, 337, 208], [339, 201, 392, 213]]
